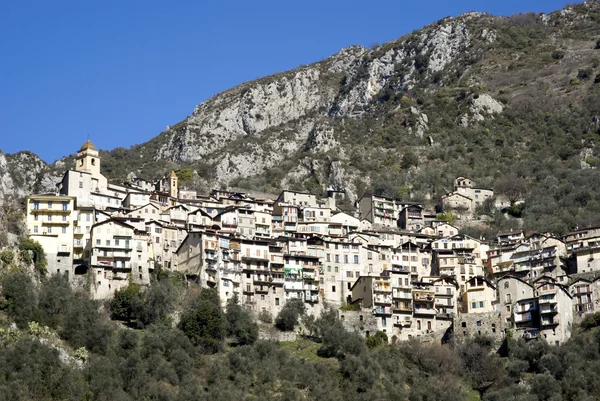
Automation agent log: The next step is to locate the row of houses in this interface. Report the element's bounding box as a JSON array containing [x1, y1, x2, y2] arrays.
[[21, 140, 600, 344]]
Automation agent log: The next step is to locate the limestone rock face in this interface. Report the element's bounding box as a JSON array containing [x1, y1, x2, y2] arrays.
[[132, 11, 509, 198]]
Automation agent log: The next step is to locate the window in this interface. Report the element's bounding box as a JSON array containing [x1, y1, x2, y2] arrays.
[[334, 255, 339, 263], [346, 271, 353, 278], [62, 214, 67, 221], [326, 254, 330, 262], [47, 214, 52, 222], [476, 321, 482, 327], [505, 294, 511, 303], [62, 202, 68, 211], [275, 298, 279, 306], [354, 255, 359, 264], [106, 240, 110, 246], [34, 214, 38, 221], [471, 302, 477, 309], [48, 201, 53, 209], [62, 227, 66, 234], [479, 301, 484, 308], [33, 201, 40, 210], [96, 239, 101, 245], [344, 255, 348, 264], [417, 321, 421, 330], [33, 226, 38, 233], [504, 281, 509, 289], [332, 285, 336, 293]]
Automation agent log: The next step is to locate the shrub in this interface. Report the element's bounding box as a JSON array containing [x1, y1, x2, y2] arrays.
[[580, 312, 600, 330], [366, 331, 388, 349], [551, 50, 565, 60], [275, 298, 305, 331], [18, 238, 47, 275], [0, 250, 14, 269], [258, 309, 273, 324], [225, 294, 258, 346], [179, 289, 225, 353], [0, 270, 37, 328]]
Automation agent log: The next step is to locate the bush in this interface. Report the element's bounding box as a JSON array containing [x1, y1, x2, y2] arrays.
[[0, 270, 37, 328], [366, 331, 388, 349], [0, 250, 14, 269], [258, 310, 273, 324], [225, 294, 258, 346], [179, 289, 225, 353], [580, 312, 600, 330], [18, 238, 47, 275], [110, 281, 144, 324], [552, 50, 565, 60], [275, 298, 305, 331]]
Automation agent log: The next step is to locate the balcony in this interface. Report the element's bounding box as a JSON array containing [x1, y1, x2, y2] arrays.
[[541, 317, 559, 327], [393, 304, 412, 313], [255, 286, 269, 294], [373, 306, 393, 316], [514, 312, 533, 323], [373, 281, 392, 292], [304, 284, 319, 292], [92, 256, 114, 267], [394, 318, 412, 327], [41, 220, 70, 226], [374, 295, 392, 305], [113, 262, 131, 270], [540, 305, 558, 315], [413, 292, 435, 302], [413, 308, 436, 316], [436, 312, 454, 319], [539, 296, 557, 304], [393, 290, 412, 299], [305, 295, 319, 303]]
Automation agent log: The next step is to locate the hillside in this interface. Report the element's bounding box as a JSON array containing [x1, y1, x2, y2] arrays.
[[3, 1, 600, 235], [3, 266, 600, 401]]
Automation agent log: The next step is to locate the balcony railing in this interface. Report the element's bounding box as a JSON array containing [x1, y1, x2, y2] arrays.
[[373, 306, 393, 316]]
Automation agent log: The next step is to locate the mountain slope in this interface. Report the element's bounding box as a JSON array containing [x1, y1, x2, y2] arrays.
[[3, 1, 600, 235]]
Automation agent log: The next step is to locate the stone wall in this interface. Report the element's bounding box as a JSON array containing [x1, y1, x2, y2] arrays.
[[453, 312, 506, 344]]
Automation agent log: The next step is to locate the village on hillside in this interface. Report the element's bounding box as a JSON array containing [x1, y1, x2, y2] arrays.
[[20, 140, 600, 345]]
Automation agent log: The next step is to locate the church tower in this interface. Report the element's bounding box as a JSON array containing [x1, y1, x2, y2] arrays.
[[169, 170, 178, 198], [75, 139, 101, 177]]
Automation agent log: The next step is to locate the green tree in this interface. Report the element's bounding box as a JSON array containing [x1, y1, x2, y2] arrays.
[[179, 289, 225, 353], [110, 281, 144, 324], [0, 270, 37, 328], [38, 273, 75, 329], [225, 294, 258, 345], [18, 237, 47, 275], [275, 298, 305, 331]]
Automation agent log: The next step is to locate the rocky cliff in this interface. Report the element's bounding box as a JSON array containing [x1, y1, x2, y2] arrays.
[[3, 1, 600, 235]]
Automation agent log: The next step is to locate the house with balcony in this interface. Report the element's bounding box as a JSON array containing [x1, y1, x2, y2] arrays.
[[497, 275, 535, 329], [358, 193, 400, 228], [25, 194, 77, 277], [461, 276, 496, 314], [569, 278, 595, 317], [532, 277, 573, 345], [90, 219, 136, 298], [351, 275, 393, 334], [399, 204, 425, 231]]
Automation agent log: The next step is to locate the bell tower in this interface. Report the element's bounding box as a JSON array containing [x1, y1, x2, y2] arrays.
[[169, 170, 178, 198], [75, 139, 101, 177]]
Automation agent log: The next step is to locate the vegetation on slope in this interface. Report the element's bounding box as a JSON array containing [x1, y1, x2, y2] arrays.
[[1, 264, 600, 400]]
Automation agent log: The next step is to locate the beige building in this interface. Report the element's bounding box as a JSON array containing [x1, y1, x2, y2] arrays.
[[25, 194, 77, 277], [461, 276, 496, 314], [90, 219, 136, 299]]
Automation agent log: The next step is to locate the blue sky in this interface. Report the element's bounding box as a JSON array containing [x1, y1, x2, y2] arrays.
[[0, 0, 574, 162]]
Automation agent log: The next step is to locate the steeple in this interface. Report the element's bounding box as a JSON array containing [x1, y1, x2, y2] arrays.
[[75, 139, 101, 177]]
